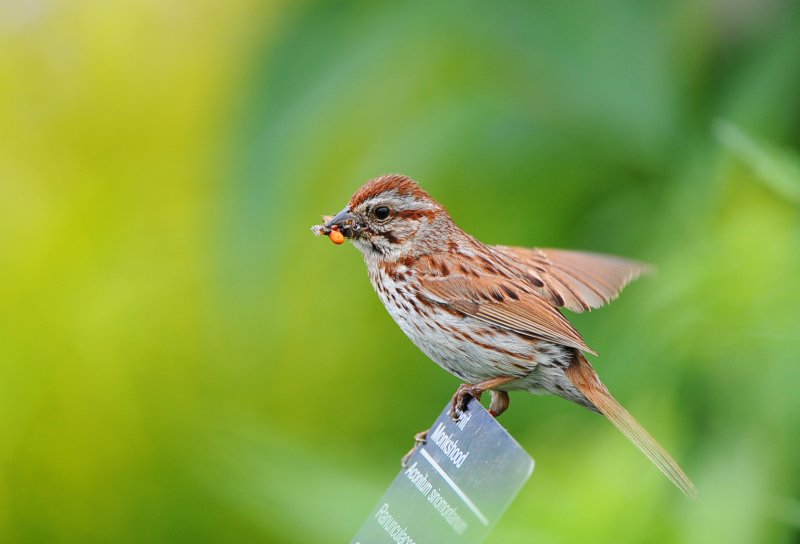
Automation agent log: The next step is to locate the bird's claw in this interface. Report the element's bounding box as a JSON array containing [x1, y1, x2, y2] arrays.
[[401, 429, 428, 467], [449, 384, 483, 420], [489, 390, 510, 417]]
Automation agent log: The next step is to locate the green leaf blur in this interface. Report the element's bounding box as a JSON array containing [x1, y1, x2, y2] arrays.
[[1, 1, 799, 542]]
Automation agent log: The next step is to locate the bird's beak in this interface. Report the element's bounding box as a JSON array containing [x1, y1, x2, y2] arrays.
[[324, 207, 360, 237]]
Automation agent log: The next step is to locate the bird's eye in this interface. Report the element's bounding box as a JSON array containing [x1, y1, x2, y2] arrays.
[[373, 206, 391, 221]]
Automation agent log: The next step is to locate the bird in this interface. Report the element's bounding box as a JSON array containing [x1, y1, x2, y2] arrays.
[[312, 173, 696, 497]]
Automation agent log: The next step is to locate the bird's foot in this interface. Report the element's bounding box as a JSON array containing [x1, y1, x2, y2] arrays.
[[401, 429, 428, 467], [450, 384, 483, 420], [489, 390, 510, 417]]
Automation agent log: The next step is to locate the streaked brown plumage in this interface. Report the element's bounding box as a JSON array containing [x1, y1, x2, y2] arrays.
[[313, 174, 696, 497]]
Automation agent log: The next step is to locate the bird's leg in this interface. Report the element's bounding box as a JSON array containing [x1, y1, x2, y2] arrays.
[[401, 429, 428, 467], [450, 376, 516, 420], [489, 390, 510, 417]]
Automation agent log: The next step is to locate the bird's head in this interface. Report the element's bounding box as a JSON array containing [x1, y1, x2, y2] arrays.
[[316, 174, 453, 262]]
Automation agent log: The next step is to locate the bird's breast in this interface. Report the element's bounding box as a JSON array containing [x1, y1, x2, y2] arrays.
[[369, 264, 555, 384]]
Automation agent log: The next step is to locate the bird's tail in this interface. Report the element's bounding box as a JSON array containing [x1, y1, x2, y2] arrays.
[[565, 353, 697, 498]]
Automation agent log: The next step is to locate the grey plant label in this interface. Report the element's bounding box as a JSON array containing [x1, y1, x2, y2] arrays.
[[352, 399, 534, 544]]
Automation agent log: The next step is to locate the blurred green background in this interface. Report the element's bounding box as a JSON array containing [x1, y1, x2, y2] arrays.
[[2, 0, 800, 542]]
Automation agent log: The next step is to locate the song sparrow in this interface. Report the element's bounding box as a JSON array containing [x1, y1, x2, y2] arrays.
[[312, 174, 696, 497]]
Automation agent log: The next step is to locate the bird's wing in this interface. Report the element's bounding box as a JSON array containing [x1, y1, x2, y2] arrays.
[[491, 246, 652, 313], [417, 255, 596, 354]]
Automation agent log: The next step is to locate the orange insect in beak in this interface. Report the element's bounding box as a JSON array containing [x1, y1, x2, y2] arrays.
[[329, 227, 345, 245]]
